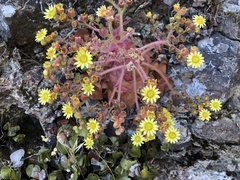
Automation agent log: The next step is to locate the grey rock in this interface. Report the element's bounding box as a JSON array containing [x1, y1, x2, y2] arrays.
[[197, 32, 240, 100], [192, 116, 240, 143]]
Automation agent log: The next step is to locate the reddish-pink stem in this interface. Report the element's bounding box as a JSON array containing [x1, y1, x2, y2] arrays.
[[134, 64, 145, 83], [139, 40, 170, 56], [109, 86, 117, 105], [135, 63, 149, 80], [97, 65, 125, 76], [117, 68, 125, 102], [132, 69, 139, 111], [79, 22, 100, 32]]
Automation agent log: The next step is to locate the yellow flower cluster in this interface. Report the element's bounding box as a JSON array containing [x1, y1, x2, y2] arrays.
[[198, 99, 222, 121], [131, 109, 181, 146]]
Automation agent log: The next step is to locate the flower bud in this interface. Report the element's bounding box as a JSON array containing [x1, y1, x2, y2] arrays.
[[43, 69, 49, 77], [43, 61, 52, 69], [71, 96, 81, 108], [125, 0, 132, 5], [59, 13, 68, 22], [45, 35, 53, 43], [115, 126, 125, 135], [88, 15, 94, 22], [53, 59, 61, 69], [74, 111, 82, 119], [75, 36, 82, 44], [67, 8, 75, 18], [179, 35, 186, 42], [80, 13, 88, 22], [50, 31, 58, 39], [80, 94, 89, 101], [53, 84, 61, 93], [118, 0, 125, 8], [69, 34, 75, 41], [169, 45, 176, 53], [55, 3, 64, 14], [173, 3, 180, 12], [176, 27, 184, 34], [179, 7, 187, 15], [52, 41, 60, 50], [71, 20, 79, 29], [99, 28, 108, 37], [174, 13, 181, 21], [61, 92, 68, 100], [61, 46, 68, 55]]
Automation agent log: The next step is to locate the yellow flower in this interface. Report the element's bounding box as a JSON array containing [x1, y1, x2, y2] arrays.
[[35, 28, 47, 42], [146, 12, 152, 18], [131, 132, 145, 147], [187, 51, 204, 68], [43, 61, 52, 69], [192, 15, 206, 28], [166, 119, 175, 127], [173, 3, 180, 11], [82, 83, 95, 96], [96, 5, 107, 17], [139, 117, 158, 136], [210, 99, 222, 112], [84, 137, 94, 149], [74, 47, 93, 69], [141, 85, 160, 104], [145, 134, 156, 142], [199, 109, 211, 121], [163, 108, 172, 120], [146, 110, 155, 119], [87, 118, 100, 134], [62, 103, 74, 119], [165, 127, 181, 144], [44, 5, 57, 20], [46, 47, 56, 61], [38, 88, 51, 105]]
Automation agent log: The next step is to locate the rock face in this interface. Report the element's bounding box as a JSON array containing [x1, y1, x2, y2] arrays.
[[0, 0, 240, 179]]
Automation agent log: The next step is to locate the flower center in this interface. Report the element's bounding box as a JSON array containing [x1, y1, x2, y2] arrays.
[[134, 136, 141, 143], [145, 122, 153, 131], [66, 107, 72, 113], [42, 93, 49, 100], [81, 55, 88, 63], [192, 55, 200, 63], [202, 112, 208, 118], [196, 17, 204, 24], [212, 102, 218, 108], [147, 90, 155, 98], [169, 132, 176, 139], [85, 85, 91, 92], [90, 122, 96, 130]]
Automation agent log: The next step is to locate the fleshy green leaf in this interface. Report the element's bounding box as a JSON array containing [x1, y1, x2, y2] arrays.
[[87, 173, 99, 180], [129, 145, 141, 158], [120, 158, 137, 171]]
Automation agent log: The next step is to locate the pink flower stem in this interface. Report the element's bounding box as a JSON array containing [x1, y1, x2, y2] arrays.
[[79, 22, 100, 32], [135, 63, 149, 80], [134, 64, 146, 83], [97, 65, 125, 76], [139, 40, 170, 56], [132, 69, 139, 111], [109, 86, 117, 106], [117, 68, 125, 102], [139, 29, 174, 56], [141, 62, 178, 94]]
